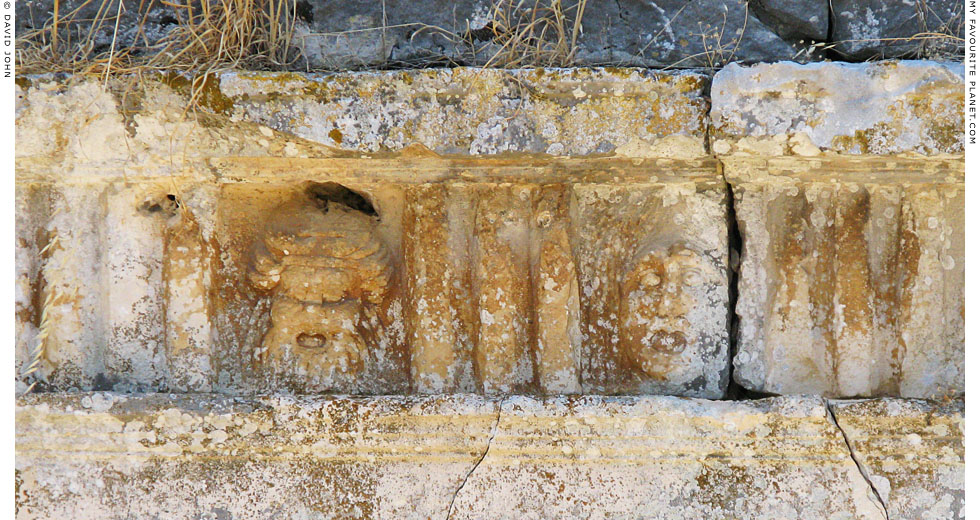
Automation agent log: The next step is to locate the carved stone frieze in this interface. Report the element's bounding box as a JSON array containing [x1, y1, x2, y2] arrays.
[[16, 157, 729, 397]]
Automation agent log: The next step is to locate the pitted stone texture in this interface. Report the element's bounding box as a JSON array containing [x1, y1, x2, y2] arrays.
[[711, 61, 965, 156], [831, 398, 964, 520], [15, 393, 498, 519], [449, 395, 887, 519], [14, 181, 219, 393], [16, 393, 910, 519], [218, 68, 709, 157], [730, 157, 964, 399], [14, 76, 335, 180], [830, 0, 963, 59]]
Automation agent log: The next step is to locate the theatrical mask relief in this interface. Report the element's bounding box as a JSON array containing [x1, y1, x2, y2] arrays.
[[57, 172, 715, 397]]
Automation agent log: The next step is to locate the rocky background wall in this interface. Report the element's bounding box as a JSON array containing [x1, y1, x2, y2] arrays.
[[14, 1, 965, 519]]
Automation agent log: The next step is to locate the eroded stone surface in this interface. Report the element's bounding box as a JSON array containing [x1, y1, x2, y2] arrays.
[[219, 68, 709, 157], [711, 61, 965, 156], [208, 160, 728, 397], [831, 398, 964, 520], [15, 393, 497, 519], [729, 157, 964, 398], [451, 395, 887, 519], [16, 393, 900, 519]]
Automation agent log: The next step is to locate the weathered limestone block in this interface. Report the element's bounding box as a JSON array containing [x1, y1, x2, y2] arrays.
[[403, 184, 472, 393], [712, 61, 965, 156], [16, 393, 917, 519], [471, 184, 536, 393], [15, 393, 498, 519], [13, 182, 219, 393], [16, 183, 108, 391], [729, 160, 964, 398], [532, 184, 582, 394], [712, 61, 965, 399], [831, 398, 964, 520], [14, 76, 337, 393], [211, 180, 410, 395], [14, 76, 333, 180], [218, 68, 709, 157], [450, 395, 888, 519], [573, 181, 730, 397], [163, 185, 217, 393]]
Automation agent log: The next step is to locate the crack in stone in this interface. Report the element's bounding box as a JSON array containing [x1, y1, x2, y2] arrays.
[[826, 399, 890, 520], [445, 398, 502, 520]]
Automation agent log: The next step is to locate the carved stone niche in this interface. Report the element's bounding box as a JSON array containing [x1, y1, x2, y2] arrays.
[[205, 157, 730, 397], [248, 183, 394, 389], [215, 182, 406, 394]]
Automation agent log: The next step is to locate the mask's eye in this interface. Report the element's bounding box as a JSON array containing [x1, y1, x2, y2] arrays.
[[642, 272, 661, 287], [682, 270, 704, 286]]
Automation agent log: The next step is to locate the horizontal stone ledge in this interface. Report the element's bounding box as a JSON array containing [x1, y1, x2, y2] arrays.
[[711, 60, 964, 156], [15, 392, 962, 519], [17, 61, 965, 171], [218, 68, 710, 158], [16, 155, 722, 184], [830, 398, 964, 520]]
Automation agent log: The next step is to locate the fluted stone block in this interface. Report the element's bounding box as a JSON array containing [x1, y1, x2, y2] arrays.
[[712, 61, 965, 399]]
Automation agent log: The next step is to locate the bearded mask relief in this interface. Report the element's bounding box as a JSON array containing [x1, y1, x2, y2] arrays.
[[248, 184, 392, 391], [619, 242, 719, 383]]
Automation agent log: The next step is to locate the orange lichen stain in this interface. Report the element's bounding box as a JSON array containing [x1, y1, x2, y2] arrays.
[[329, 128, 343, 144]]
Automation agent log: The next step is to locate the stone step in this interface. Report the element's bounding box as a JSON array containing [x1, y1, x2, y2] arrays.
[[14, 392, 963, 520]]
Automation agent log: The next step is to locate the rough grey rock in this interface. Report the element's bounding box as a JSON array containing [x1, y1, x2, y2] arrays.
[[574, 0, 797, 67], [18, 0, 803, 69], [16, 0, 183, 54], [830, 0, 963, 59], [294, 0, 802, 69], [749, 0, 829, 40], [292, 0, 497, 68]]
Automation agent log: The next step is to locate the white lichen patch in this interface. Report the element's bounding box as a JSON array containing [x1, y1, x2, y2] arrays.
[[218, 68, 708, 157], [711, 61, 964, 156]]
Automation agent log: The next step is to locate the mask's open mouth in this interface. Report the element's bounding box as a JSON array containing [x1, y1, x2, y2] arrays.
[[644, 330, 689, 354], [296, 332, 327, 349]]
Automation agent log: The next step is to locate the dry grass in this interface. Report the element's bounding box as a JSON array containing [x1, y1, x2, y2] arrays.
[[15, 0, 965, 92], [18, 0, 300, 96], [474, 0, 588, 68], [18, 0, 592, 74], [664, 4, 749, 70]]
